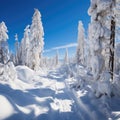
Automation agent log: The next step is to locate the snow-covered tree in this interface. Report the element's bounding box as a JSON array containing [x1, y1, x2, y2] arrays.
[[15, 34, 19, 50], [85, 36, 91, 69], [0, 21, 9, 64], [64, 48, 69, 64], [76, 21, 85, 65], [14, 34, 19, 65], [54, 50, 59, 66], [108, 0, 116, 80], [88, 22, 104, 81], [40, 56, 56, 70], [20, 25, 30, 66], [88, 0, 115, 81], [14, 34, 23, 65], [87, 0, 119, 98], [9, 51, 15, 64], [112, 0, 120, 76], [0, 22, 17, 81], [115, 43, 120, 74], [115, 0, 120, 42], [28, 9, 44, 70]]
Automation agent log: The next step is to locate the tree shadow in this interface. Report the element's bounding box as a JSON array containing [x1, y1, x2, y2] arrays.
[[0, 83, 82, 120]]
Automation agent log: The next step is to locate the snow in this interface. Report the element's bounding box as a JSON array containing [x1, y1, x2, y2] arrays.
[[50, 98, 73, 112], [0, 95, 15, 120], [0, 66, 80, 120], [0, 65, 120, 120], [16, 65, 35, 82]]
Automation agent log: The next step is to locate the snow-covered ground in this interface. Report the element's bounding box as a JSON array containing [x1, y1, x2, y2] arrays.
[[0, 66, 120, 120]]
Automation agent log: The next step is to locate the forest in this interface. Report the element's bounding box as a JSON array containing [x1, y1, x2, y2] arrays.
[[0, 0, 120, 120]]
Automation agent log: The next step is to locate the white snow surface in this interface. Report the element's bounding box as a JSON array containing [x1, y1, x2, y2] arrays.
[[0, 65, 120, 120], [0, 95, 15, 120]]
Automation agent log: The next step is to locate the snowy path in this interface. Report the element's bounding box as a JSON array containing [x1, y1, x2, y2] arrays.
[[0, 67, 92, 120], [0, 66, 120, 120], [33, 70, 82, 120]]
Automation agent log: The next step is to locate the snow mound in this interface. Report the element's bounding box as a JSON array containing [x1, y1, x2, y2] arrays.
[[0, 95, 15, 120], [16, 65, 35, 82]]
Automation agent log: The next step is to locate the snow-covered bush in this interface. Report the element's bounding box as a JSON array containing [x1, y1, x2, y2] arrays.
[[92, 71, 111, 98], [60, 62, 90, 90], [0, 61, 17, 81], [4, 61, 17, 81]]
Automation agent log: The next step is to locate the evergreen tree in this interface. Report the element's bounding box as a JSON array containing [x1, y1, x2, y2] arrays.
[[55, 50, 59, 66], [29, 9, 44, 70], [21, 25, 30, 66], [76, 21, 85, 65], [88, 0, 116, 81], [64, 48, 69, 64], [14, 34, 19, 65], [0, 22, 9, 64]]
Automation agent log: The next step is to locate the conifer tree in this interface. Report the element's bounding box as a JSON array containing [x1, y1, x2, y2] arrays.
[[76, 21, 85, 65], [0, 22, 9, 64], [21, 25, 30, 66], [29, 9, 44, 70], [64, 48, 69, 64], [88, 0, 116, 81]]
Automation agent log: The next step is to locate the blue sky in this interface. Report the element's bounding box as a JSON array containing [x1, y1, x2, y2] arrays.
[[0, 0, 90, 58]]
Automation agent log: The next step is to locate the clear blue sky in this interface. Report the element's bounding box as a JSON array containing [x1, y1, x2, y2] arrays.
[[0, 0, 90, 58]]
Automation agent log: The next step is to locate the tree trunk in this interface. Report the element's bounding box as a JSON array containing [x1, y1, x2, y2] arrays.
[[109, 17, 116, 81]]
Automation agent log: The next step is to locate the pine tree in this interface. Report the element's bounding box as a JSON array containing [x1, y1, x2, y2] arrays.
[[88, 0, 111, 80], [55, 50, 59, 66], [29, 9, 44, 70], [20, 25, 30, 66], [64, 48, 69, 64], [14, 34, 19, 65], [0, 22, 9, 64], [76, 21, 85, 65]]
